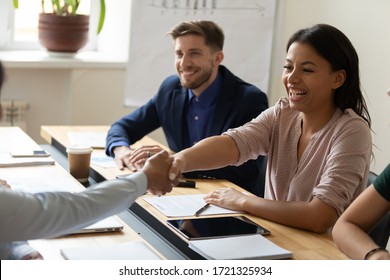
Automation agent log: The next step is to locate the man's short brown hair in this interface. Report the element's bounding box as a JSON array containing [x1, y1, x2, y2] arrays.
[[167, 20, 224, 52]]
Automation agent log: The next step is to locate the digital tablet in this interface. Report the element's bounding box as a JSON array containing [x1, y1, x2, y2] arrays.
[[167, 216, 271, 240], [10, 149, 50, 157]]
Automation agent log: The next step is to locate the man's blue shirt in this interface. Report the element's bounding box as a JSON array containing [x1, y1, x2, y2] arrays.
[[186, 73, 222, 147]]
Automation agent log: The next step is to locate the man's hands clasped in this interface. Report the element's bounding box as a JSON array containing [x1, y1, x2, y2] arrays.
[[113, 145, 165, 171]]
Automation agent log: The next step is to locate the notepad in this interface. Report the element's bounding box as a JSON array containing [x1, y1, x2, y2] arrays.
[[60, 241, 162, 260], [188, 234, 293, 260]]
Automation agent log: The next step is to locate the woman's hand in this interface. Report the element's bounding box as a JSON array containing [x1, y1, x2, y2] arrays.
[[204, 188, 248, 211]]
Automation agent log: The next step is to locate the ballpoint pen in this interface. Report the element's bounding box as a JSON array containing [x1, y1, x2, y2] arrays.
[[194, 203, 210, 216], [177, 180, 196, 188]]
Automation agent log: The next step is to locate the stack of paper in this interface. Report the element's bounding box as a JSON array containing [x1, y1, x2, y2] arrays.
[[189, 234, 293, 260]]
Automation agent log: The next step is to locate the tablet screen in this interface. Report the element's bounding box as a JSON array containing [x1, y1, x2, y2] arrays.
[[167, 216, 270, 240]]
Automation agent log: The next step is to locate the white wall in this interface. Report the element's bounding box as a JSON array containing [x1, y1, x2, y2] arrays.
[[1, 67, 129, 138], [1, 0, 389, 173]]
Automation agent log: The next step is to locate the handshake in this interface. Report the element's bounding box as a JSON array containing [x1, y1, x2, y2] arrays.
[[138, 150, 184, 196]]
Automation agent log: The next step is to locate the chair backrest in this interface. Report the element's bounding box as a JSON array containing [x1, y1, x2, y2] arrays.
[[369, 212, 390, 248], [367, 171, 390, 248], [367, 171, 378, 187], [256, 156, 267, 198]]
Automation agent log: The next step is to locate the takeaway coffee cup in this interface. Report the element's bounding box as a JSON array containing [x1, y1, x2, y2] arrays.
[[66, 145, 93, 183]]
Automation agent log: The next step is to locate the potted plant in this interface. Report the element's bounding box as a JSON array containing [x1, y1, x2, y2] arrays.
[[13, 0, 106, 53]]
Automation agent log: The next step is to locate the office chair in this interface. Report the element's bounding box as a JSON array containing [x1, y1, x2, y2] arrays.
[[367, 171, 390, 248], [367, 171, 378, 187], [256, 156, 267, 198]]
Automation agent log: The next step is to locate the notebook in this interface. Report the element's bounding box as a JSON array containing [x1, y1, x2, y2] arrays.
[[60, 241, 162, 260], [188, 234, 293, 260], [68, 216, 124, 235]]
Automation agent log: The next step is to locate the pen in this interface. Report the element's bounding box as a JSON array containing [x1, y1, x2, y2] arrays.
[[194, 203, 210, 216], [177, 180, 196, 188]]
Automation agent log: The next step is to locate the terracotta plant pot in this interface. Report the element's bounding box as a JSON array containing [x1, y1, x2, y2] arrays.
[[38, 13, 89, 53]]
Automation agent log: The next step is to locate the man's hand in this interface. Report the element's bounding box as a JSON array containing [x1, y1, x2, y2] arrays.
[[22, 251, 44, 260], [142, 150, 176, 195], [113, 146, 134, 170], [113, 145, 165, 171], [0, 179, 11, 189]]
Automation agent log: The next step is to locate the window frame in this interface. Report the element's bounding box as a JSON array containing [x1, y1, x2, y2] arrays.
[[0, 0, 99, 51]]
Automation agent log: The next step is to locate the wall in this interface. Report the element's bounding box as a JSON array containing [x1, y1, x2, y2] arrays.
[[1, 67, 130, 140], [1, 0, 389, 174]]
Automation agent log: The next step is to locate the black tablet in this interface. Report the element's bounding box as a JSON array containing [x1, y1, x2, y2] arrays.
[[167, 216, 271, 240]]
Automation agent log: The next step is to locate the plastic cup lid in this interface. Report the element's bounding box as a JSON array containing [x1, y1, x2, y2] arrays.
[[66, 145, 93, 154]]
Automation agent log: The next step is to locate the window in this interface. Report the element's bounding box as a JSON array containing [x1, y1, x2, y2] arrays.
[[0, 0, 97, 51]]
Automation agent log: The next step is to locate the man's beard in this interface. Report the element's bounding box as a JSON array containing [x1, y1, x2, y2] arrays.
[[180, 65, 213, 90]]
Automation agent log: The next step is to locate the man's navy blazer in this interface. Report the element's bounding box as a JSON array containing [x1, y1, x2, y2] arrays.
[[106, 65, 268, 196]]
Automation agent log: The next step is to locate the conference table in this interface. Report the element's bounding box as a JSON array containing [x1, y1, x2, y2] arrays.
[[37, 125, 349, 260]]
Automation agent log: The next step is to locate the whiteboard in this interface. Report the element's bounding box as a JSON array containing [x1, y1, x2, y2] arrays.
[[125, 0, 276, 107]]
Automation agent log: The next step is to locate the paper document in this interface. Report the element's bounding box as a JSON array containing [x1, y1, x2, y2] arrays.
[[189, 234, 293, 260], [91, 154, 117, 168], [143, 194, 242, 217], [67, 131, 107, 149]]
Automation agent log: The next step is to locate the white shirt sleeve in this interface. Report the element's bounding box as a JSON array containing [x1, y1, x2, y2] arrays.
[[0, 172, 147, 243]]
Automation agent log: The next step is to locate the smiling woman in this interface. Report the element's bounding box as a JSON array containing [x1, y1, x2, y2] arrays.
[[168, 23, 372, 234], [282, 42, 346, 121]]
